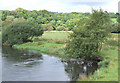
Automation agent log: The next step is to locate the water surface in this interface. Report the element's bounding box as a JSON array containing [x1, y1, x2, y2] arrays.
[[2, 47, 98, 81]]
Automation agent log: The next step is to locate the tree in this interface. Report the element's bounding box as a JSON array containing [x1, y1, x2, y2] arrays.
[[2, 21, 43, 45], [50, 20, 56, 30], [56, 26, 66, 31], [27, 17, 36, 23], [67, 18, 89, 30], [65, 9, 111, 59], [41, 24, 53, 31]]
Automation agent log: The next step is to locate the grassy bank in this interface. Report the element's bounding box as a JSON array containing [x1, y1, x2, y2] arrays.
[[78, 47, 118, 81], [13, 31, 70, 59], [78, 33, 119, 81], [13, 31, 119, 81]]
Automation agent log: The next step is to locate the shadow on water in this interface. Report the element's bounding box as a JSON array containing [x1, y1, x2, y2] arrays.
[[2, 46, 43, 68], [63, 60, 98, 81], [2, 46, 98, 81]]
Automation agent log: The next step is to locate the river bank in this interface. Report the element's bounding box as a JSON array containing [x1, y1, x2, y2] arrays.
[[78, 33, 119, 81], [12, 32, 119, 81]]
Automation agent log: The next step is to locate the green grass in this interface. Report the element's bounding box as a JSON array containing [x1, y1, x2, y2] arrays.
[[110, 33, 118, 38], [111, 18, 117, 23], [41, 31, 70, 40]]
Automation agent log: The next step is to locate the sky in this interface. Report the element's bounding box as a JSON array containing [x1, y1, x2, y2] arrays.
[[0, 0, 119, 13]]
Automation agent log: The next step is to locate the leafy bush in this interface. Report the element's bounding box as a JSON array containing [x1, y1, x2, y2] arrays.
[[2, 21, 43, 45], [65, 9, 112, 59], [110, 23, 120, 33]]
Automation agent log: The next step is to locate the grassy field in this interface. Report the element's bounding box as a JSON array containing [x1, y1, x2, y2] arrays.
[[111, 18, 117, 23], [13, 31, 119, 81], [42, 31, 70, 40]]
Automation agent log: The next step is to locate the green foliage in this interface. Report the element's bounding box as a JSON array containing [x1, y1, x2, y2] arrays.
[[6, 16, 15, 21], [56, 26, 68, 31], [117, 15, 120, 23], [110, 23, 119, 33], [41, 24, 53, 31], [66, 9, 112, 59], [67, 17, 89, 30], [2, 8, 91, 31], [2, 17, 25, 30], [2, 21, 43, 45], [27, 17, 36, 23]]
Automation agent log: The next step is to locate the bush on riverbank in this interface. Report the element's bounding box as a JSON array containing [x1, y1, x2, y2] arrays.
[[66, 9, 112, 59], [77, 36, 118, 81], [2, 21, 43, 45]]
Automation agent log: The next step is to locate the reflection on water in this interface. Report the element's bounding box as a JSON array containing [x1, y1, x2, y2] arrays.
[[64, 60, 98, 81], [2, 47, 98, 81]]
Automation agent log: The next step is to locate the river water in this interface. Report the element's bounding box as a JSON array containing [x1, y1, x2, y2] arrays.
[[2, 47, 98, 81]]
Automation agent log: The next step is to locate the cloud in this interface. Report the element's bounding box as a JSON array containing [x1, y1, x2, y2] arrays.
[[0, 0, 119, 13]]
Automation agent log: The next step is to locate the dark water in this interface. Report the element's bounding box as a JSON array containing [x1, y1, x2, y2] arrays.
[[2, 47, 98, 81]]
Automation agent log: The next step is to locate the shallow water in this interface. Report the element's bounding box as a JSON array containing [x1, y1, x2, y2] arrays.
[[2, 47, 98, 81]]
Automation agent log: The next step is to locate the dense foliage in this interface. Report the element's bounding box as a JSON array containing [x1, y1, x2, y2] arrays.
[[1, 8, 119, 32], [2, 21, 43, 45], [1, 8, 91, 31], [66, 9, 112, 59]]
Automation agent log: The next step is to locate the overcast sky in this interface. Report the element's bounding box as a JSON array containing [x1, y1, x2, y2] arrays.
[[0, 0, 119, 13]]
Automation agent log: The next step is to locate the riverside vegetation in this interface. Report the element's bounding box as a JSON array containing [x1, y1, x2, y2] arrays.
[[13, 31, 119, 81], [2, 8, 120, 81]]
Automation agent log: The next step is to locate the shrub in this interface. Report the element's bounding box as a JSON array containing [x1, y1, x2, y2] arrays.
[[2, 21, 43, 45], [110, 23, 119, 33]]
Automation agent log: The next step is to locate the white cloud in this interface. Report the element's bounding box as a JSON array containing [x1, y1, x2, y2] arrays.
[[101, 0, 119, 12], [0, 0, 119, 13]]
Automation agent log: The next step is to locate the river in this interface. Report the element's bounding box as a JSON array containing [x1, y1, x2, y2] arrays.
[[2, 47, 98, 81]]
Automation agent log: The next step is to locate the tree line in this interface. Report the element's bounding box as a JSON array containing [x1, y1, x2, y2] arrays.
[[1, 8, 90, 31], [1, 8, 119, 32]]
